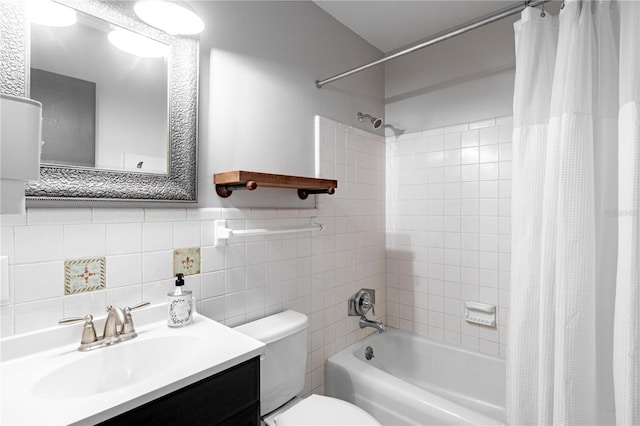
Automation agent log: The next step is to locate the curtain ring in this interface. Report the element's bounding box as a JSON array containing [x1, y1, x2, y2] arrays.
[[540, 0, 546, 17], [561, 1, 565, 9]]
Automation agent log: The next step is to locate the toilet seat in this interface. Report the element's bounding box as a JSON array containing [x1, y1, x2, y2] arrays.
[[273, 394, 381, 426]]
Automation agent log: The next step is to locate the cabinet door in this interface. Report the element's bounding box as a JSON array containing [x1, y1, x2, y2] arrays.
[[100, 357, 259, 425], [219, 402, 260, 426]]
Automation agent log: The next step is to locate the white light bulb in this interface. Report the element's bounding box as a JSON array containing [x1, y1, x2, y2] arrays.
[[134, 1, 205, 35], [108, 28, 168, 58]]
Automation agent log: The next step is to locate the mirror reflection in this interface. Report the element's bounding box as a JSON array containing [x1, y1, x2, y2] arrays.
[[29, 5, 169, 174]]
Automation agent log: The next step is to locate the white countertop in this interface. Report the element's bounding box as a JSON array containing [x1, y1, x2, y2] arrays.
[[0, 304, 265, 425]]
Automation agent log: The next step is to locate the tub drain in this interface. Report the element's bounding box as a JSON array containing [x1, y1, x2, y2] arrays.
[[365, 346, 374, 360]]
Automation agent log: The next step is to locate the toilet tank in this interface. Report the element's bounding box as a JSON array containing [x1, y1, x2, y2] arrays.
[[235, 310, 308, 415]]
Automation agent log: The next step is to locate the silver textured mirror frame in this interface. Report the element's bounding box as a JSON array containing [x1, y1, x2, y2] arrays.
[[0, 0, 198, 203]]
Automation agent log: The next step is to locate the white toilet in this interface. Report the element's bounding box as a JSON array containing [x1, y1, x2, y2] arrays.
[[235, 310, 381, 426]]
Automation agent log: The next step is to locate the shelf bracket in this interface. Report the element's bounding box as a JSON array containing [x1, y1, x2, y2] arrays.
[[215, 181, 258, 198], [297, 187, 336, 199]]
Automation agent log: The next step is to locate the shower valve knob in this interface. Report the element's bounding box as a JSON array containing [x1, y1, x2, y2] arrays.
[[349, 288, 376, 316]]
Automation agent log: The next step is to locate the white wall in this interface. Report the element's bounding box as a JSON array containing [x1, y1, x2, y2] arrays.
[[384, 14, 518, 134], [386, 71, 515, 136], [193, 1, 385, 208]]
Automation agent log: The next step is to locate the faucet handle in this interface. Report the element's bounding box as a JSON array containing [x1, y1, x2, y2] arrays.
[[121, 301, 150, 337], [59, 314, 98, 345], [361, 297, 375, 315], [358, 289, 375, 315], [127, 301, 151, 312], [349, 289, 376, 316]]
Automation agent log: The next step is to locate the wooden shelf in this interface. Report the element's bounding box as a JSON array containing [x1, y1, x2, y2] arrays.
[[214, 171, 338, 200]]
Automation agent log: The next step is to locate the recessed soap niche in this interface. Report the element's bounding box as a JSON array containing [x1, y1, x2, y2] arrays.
[[174, 248, 201, 277]]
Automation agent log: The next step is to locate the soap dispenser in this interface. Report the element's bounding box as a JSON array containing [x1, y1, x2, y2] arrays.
[[167, 273, 193, 327]]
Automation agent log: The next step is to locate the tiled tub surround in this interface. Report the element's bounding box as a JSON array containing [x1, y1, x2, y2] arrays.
[[385, 116, 512, 358], [0, 117, 386, 396]]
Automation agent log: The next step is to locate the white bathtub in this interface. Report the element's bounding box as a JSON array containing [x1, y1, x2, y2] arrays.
[[325, 328, 505, 425]]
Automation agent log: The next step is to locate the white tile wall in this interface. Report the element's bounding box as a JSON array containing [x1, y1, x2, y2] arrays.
[[386, 116, 512, 358], [0, 116, 386, 397]]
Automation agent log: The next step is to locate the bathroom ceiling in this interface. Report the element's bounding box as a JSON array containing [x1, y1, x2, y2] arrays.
[[314, 0, 527, 53]]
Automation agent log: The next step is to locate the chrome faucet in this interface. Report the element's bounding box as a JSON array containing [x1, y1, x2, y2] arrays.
[[59, 302, 150, 352], [348, 288, 385, 333], [359, 316, 385, 333]]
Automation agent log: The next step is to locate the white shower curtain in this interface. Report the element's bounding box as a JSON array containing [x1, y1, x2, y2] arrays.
[[508, 1, 639, 425]]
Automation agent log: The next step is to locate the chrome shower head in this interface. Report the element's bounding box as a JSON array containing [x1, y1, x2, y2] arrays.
[[357, 112, 383, 129]]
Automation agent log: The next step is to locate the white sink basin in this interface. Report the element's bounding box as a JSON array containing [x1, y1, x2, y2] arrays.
[[31, 335, 205, 399], [1, 304, 265, 425]]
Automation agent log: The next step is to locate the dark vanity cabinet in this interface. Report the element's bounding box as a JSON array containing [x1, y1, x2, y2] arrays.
[[100, 357, 260, 425]]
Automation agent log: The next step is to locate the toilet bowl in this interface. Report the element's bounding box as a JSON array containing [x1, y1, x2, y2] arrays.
[[262, 395, 380, 426], [235, 310, 381, 426]]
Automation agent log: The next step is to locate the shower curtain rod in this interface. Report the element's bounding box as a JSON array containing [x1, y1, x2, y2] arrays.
[[315, 0, 547, 89]]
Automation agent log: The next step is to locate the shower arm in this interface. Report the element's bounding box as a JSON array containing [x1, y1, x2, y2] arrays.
[[315, 0, 549, 89]]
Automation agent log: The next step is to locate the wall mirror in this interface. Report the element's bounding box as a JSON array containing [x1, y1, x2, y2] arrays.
[[0, 0, 198, 202]]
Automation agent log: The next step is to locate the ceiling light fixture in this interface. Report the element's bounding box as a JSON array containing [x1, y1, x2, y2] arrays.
[[27, 0, 77, 27], [134, 1, 204, 35], [108, 28, 168, 58]]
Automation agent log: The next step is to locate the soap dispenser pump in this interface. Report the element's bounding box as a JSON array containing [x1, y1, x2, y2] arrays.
[[167, 273, 193, 327]]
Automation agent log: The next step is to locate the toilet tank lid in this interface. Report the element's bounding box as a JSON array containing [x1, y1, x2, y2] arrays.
[[234, 310, 308, 344]]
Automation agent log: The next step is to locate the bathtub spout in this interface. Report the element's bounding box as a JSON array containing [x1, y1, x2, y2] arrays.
[[359, 316, 385, 333]]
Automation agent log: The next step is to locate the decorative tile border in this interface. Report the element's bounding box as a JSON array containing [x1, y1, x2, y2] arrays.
[[174, 248, 200, 276], [64, 257, 106, 295]]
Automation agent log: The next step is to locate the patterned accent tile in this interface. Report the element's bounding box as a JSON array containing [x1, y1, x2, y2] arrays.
[[174, 248, 201, 276], [64, 257, 106, 295]]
